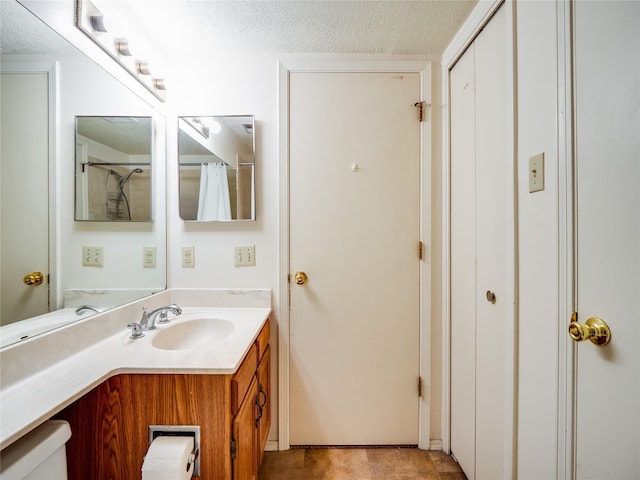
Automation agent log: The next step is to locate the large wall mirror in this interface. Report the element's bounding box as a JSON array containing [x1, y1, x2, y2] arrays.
[[0, 1, 166, 348], [178, 115, 255, 221], [75, 116, 153, 222]]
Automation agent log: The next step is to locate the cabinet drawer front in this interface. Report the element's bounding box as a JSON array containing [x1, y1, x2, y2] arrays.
[[256, 319, 271, 363], [231, 344, 257, 415]]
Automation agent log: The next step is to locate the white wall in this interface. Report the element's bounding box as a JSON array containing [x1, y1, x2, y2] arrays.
[[515, 2, 561, 477]]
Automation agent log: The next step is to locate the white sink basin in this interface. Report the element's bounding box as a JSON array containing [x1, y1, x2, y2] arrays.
[[151, 318, 235, 351]]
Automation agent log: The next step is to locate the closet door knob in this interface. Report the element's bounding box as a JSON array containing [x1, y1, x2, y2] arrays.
[[486, 290, 496, 304]]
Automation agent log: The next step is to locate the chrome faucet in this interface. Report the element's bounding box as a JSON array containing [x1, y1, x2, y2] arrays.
[[75, 305, 105, 315], [139, 304, 182, 331], [126, 304, 182, 339]]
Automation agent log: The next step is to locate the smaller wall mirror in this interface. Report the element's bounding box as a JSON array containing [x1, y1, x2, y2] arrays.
[[75, 116, 153, 222], [178, 115, 255, 221]]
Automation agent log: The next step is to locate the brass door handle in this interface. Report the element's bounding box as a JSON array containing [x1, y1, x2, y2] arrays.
[[23, 272, 44, 286], [568, 316, 611, 346], [294, 271, 308, 285]]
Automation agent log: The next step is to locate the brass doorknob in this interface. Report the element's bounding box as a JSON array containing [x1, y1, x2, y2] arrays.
[[294, 271, 308, 285], [568, 316, 611, 346], [23, 272, 44, 286]]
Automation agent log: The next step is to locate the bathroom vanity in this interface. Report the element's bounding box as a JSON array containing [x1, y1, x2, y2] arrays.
[[0, 289, 272, 480], [55, 319, 270, 479]]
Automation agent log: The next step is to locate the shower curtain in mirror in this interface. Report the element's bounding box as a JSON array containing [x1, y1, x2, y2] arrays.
[[197, 162, 231, 221]]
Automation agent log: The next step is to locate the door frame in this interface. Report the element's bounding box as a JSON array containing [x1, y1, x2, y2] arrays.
[[441, 0, 518, 476], [1, 60, 59, 312], [556, 1, 575, 478], [278, 57, 432, 450]]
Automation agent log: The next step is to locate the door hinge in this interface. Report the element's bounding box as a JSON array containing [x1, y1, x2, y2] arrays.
[[414, 101, 428, 122], [418, 241, 424, 260], [231, 439, 237, 459], [418, 376, 423, 398]]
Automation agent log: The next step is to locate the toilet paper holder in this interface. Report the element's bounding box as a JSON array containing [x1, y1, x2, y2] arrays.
[[187, 448, 199, 473], [148, 425, 201, 477]]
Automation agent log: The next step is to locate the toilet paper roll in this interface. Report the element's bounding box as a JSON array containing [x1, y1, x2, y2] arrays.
[[141, 436, 194, 480]]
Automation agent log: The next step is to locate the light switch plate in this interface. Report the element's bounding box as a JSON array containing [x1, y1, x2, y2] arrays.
[[529, 153, 545, 193], [234, 246, 256, 267], [82, 246, 103, 267]]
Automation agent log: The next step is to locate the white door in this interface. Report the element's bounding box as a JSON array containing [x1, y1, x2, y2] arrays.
[[0, 72, 49, 325], [450, 4, 510, 479], [572, 2, 640, 478], [449, 41, 477, 478], [289, 72, 421, 445]]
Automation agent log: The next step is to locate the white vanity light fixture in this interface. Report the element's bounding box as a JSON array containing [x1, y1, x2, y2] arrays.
[[76, 0, 167, 101], [201, 117, 222, 135]]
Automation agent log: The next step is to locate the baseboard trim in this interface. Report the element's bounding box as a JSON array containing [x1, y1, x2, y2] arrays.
[[264, 440, 444, 452], [265, 440, 280, 452], [429, 439, 444, 451]]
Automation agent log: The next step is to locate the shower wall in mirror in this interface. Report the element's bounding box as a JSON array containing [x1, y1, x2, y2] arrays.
[[75, 116, 153, 222], [178, 115, 255, 221]]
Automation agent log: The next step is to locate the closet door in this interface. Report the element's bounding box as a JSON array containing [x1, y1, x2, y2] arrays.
[[450, 5, 510, 479], [473, 6, 508, 479], [450, 40, 477, 480]]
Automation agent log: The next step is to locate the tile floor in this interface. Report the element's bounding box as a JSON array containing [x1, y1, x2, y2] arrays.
[[258, 447, 467, 480]]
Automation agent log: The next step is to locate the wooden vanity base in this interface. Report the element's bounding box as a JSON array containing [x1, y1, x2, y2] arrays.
[[55, 319, 271, 480]]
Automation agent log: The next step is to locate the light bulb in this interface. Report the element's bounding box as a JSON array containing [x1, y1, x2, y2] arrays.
[[152, 78, 167, 91], [90, 15, 107, 33], [99, 12, 129, 37], [136, 61, 151, 75]]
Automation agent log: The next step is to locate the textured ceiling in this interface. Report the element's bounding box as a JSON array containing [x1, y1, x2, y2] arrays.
[[78, 117, 152, 155], [125, 0, 477, 57], [0, 1, 74, 55], [1, 0, 477, 59]]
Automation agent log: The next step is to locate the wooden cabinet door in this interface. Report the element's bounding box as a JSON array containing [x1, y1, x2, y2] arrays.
[[232, 376, 258, 480], [256, 345, 271, 466]]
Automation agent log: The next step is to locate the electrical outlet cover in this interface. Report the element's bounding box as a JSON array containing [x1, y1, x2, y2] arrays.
[[182, 246, 195, 268], [143, 246, 156, 268]]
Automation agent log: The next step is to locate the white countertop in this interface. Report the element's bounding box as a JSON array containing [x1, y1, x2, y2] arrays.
[[0, 289, 271, 450]]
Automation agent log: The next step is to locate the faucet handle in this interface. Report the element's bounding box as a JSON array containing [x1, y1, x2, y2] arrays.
[[127, 322, 144, 339], [156, 311, 170, 324]]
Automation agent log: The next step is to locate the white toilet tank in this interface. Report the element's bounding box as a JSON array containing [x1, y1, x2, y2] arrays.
[[0, 420, 71, 480]]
